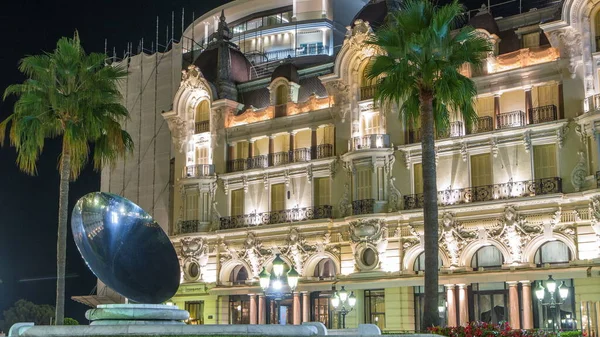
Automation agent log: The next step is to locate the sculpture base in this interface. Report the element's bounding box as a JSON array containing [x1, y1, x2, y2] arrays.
[[85, 304, 189, 325]]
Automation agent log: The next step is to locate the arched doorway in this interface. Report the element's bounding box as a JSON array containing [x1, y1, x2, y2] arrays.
[[470, 246, 507, 325]]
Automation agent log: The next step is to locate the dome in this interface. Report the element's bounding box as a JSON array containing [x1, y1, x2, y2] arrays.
[[193, 46, 252, 85], [271, 63, 299, 83], [468, 10, 499, 35], [352, 0, 400, 29]]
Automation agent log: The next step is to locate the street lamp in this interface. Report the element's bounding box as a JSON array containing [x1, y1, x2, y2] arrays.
[[331, 286, 356, 329], [259, 254, 299, 324], [535, 275, 569, 332]]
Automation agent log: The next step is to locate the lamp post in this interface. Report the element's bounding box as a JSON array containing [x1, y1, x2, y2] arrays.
[[535, 275, 569, 332], [331, 286, 356, 329], [259, 254, 299, 325]]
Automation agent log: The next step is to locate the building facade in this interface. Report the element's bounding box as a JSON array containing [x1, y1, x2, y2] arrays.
[[97, 0, 600, 333]]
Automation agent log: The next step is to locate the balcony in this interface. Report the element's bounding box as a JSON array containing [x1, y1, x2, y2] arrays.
[[225, 144, 334, 173], [529, 105, 557, 124], [349, 134, 391, 151], [292, 148, 311, 163], [597, 171, 600, 188], [352, 199, 375, 215], [403, 177, 562, 210], [316, 144, 334, 159], [410, 121, 465, 143], [227, 158, 247, 173], [194, 120, 210, 134], [176, 220, 203, 235], [219, 205, 333, 229], [497, 110, 526, 129], [270, 151, 290, 166], [360, 85, 376, 100], [467, 116, 494, 134], [248, 155, 268, 170], [184, 164, 215, 178]]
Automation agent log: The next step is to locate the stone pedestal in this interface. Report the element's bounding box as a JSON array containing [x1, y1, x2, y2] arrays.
[[85, 304, 189, 325]]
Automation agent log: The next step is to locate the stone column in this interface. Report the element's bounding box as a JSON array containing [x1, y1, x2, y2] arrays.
[[289, 131, 296, 163], [507, 281, 521, 329], [258, 294, 266, 324], [446, 284, 457, 327], [311, 127, 318, 159], [525, 87, 533, 125], [249, 294, 257, 324], [458, 284, 469, 327], [302, 291, 310, 323], [494, 93, 501, 130], [268, 135, 274, 167], [293, 292, 301, 325], [521, 281, 534, 329]]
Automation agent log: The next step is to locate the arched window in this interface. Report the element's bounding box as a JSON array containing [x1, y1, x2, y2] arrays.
[[534, 241, 571, 266], [360, 64, 377, 100], [195, 100, 210, 133], [314, 258, 336, 279], [471, 246, 504, 270], [413, 252, 443, 272], [275, 85, 288, 105], [595, 11, 600, 52], [231, 265, 248, 285]]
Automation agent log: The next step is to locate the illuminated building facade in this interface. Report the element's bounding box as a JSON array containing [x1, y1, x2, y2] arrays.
[[93, 0, 600, 333]]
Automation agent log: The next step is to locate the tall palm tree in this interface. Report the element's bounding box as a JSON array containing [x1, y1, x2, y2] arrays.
[[368, 0, 492, 330], [0, 32, 133, 325]]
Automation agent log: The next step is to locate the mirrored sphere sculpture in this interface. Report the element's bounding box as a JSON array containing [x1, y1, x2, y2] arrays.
[[71, 192, 179, 304]]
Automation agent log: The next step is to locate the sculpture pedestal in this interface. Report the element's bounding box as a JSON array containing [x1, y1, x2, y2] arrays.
[[86, 304, 189, 325]]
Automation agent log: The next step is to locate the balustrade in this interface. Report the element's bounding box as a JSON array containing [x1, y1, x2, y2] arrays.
[[403, 177, 562, 210], [292, 148, 311, 162], [497, 110, 526, 129], [360, 85, 376, 100], [468, 116, 494, 134], [528, 105, 557, 124], [270, 151, 290, 166], [247, 155, 268, 170], [349, 134, 390, 150], [316, 144, 334, 159], [219, 205, 333, 229], [352, 199, 375, 215], [194, 120, 210, 134], [184, 164, 215, 178]]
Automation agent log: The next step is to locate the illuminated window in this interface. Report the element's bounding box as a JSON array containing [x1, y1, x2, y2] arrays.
[[363, 114, 381, 135], [313, 258, 336, 279], [470, 153, 492, 187], [231, 189, 244, 217], [533, 144, 557, 179], [185, 193, 199, 221], [271, 183, 286, 211], [534, 241, 571, 266], [413, 251, 443, 272], [413, 163, 423, 194], [195, 147, 209, 165], [185, 301, 204, 325], [364, 290, 385, 330], [356, 168, 372, 200], [314, 177, 331, 206], [471, 246, 504, 270], [230, 265, 248, 285], [195, 100, 210, 122], [276, 85, 288, 105]]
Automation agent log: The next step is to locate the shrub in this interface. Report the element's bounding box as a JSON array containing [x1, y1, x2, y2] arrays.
[[63, 318, 79, 325], [428, 321, 560, 337]]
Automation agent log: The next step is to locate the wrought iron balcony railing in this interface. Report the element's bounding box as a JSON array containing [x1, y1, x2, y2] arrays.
[[349, 134, 390, 151], [184, 164, 215, 178], [352, 199, 375, 215], [360, 85, 376, 100], [177, 220, 203, 235], [219, 205, 333, 229], [226, 144, 335, 173], [528, 105, 557, 124], [403, 177, 562, 210], [597, 171, 600, 188], [194, 120, 210, 134], [227, 158, 247, 173], [497, 110, 526, 129], [468, 116, 494, 134]]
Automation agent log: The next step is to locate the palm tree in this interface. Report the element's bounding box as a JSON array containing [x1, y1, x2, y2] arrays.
[[0, 32, 133, 325], [367, 0, 492, 330]]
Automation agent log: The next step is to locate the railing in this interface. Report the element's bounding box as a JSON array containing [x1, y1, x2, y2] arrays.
[[246, 45, 330, 66], [275, 104, 287, 118], [227, 159, 247, 173], [184, 164, 215, 178], [247, 155, 268, 170], [293, 148, 311, 162], [352, 199, 375, 215], [316, 144, 334, 159], [219, 205, 333, 229], [403, 177, 562, 210], [497, 110, 526, 129], [529, 105, 557, 124], [584, 94, 600, 113], [349, 134, 391, 151], [437, 121, 465, 138], [270, 151, 290, 166], [360, 85, 376, 100], [468, 116, 494, 134], [194, 120, 210, 134], [177, 220, 203, 234]]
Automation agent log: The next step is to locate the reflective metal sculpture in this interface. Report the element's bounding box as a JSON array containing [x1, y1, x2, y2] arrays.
[[71, 192, 179, 304]]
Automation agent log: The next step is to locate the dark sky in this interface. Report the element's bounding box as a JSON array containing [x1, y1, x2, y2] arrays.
[[0, 0, 555, 328]]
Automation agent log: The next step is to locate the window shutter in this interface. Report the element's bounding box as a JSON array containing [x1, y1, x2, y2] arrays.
[[185, 193, 199, 220], [533, 144, 557, 179], [271, 184, 286, 211], [356, 169, 372, 200], [414, 163, 423, 194], [231, 189, 244, 216], [523, 32, 540, 48], [471, 153, 492, 187], [315, 177, 331, 206]]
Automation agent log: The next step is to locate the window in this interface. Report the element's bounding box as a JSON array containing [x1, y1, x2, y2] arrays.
[[271, 183, 286, 211], [276, 85, 288, 105], [313, 258, 336, 279], [363, 114, 380, 135], [195, 147, 209, 165], [472, 282, 507, 325], [235, 141, 248, 160], [534, 241, 571, 266], [413, 163, 423, 194], [475, 96, 494, 117], [229, 296, 250, 324], [414, 285, 446, 330], [522, 32, 540, 48], [318, 125, 334, 145], [536, 84, 558, 107], [532, 278, 576, 330], [230, 265, 248, 285], [185, 193, 199, 221], [314, 177, 331, 206], [413, 252, 443, 272], [471, 246, 504, 270], [185, 301, 204, 325], [365, 290, 385, 330], [196, 100, 210, 122], [311, 292, 339, 329], [231, 189, 244, 217], [471, 153, 492, 187], [533, 144, 557, 179], [356, 168, 372, 200]]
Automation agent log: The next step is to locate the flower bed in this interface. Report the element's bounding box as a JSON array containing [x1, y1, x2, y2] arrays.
[[428, 322, 580, 337]]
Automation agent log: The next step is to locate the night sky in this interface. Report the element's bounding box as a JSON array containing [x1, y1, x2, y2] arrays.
[[0, 0, 554, 328]]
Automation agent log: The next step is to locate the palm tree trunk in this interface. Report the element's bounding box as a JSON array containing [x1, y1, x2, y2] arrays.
[[55, 145, 70, 325], [419, 90, 440, 331]]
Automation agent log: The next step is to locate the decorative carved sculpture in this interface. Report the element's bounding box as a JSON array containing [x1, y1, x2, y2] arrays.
[[283, 228, 315, 275], [589, 196, 600, 256], [181, 237, 209, 281], [348, 219, 388, 270], [242, 232, 270, 278], [339, 183, 352, 217], [571, 151, 588, 192], [439, 213, 476, 267], [488, 206, 542, 264]]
